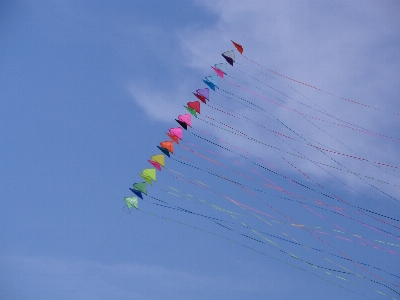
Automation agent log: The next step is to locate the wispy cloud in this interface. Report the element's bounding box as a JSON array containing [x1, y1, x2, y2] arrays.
[[127, 81, 194, 123]]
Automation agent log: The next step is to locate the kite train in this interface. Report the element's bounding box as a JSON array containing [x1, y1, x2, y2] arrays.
[[124, 41, 400, 299]]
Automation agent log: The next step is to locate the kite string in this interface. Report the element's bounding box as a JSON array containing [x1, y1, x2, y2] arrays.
[[137, 208, 374, 299], [240, 54, 400, 117], [183, 130, 400, 239]]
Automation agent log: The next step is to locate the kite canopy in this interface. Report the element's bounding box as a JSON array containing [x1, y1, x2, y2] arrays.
[[160, 141, 174, 154], [203, 80, 216, 91], [231, 40, 243, 54], [194, 88, 209, 103], [142, 168, 156, 181], [169, 127, 183, 140], [212, 66, 224, 78], [166, 132, 179, 144], [187, 101, 200, 114], [157, 146, 171, 157], [124, 197, 138, 209], [178, 114, 192, 127], [148, 159, 162, 171], [133, 182, 147, 195], [222, 50, 235, 66], [151, 154, 165, 167], [129, 188, 143, 199], [140, 174, 152, 185], [184, 106, 197, 118], [194, 92, 207, 103], [175, 119, 188, 130], [214, 63, 227, 75], [203, 76, 219, 91], [205, 76, 219, 86], [196, 88, 209, 100]]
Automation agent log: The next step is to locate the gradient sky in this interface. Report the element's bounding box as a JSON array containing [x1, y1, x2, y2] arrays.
[[1, 1, 400, 299]]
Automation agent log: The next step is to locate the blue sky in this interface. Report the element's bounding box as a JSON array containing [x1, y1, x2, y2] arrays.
[[1, 1, 400, 299]]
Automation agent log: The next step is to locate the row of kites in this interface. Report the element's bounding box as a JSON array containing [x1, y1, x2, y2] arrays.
[[122, 41, 400, 299], [124, 42, 242, 210]]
